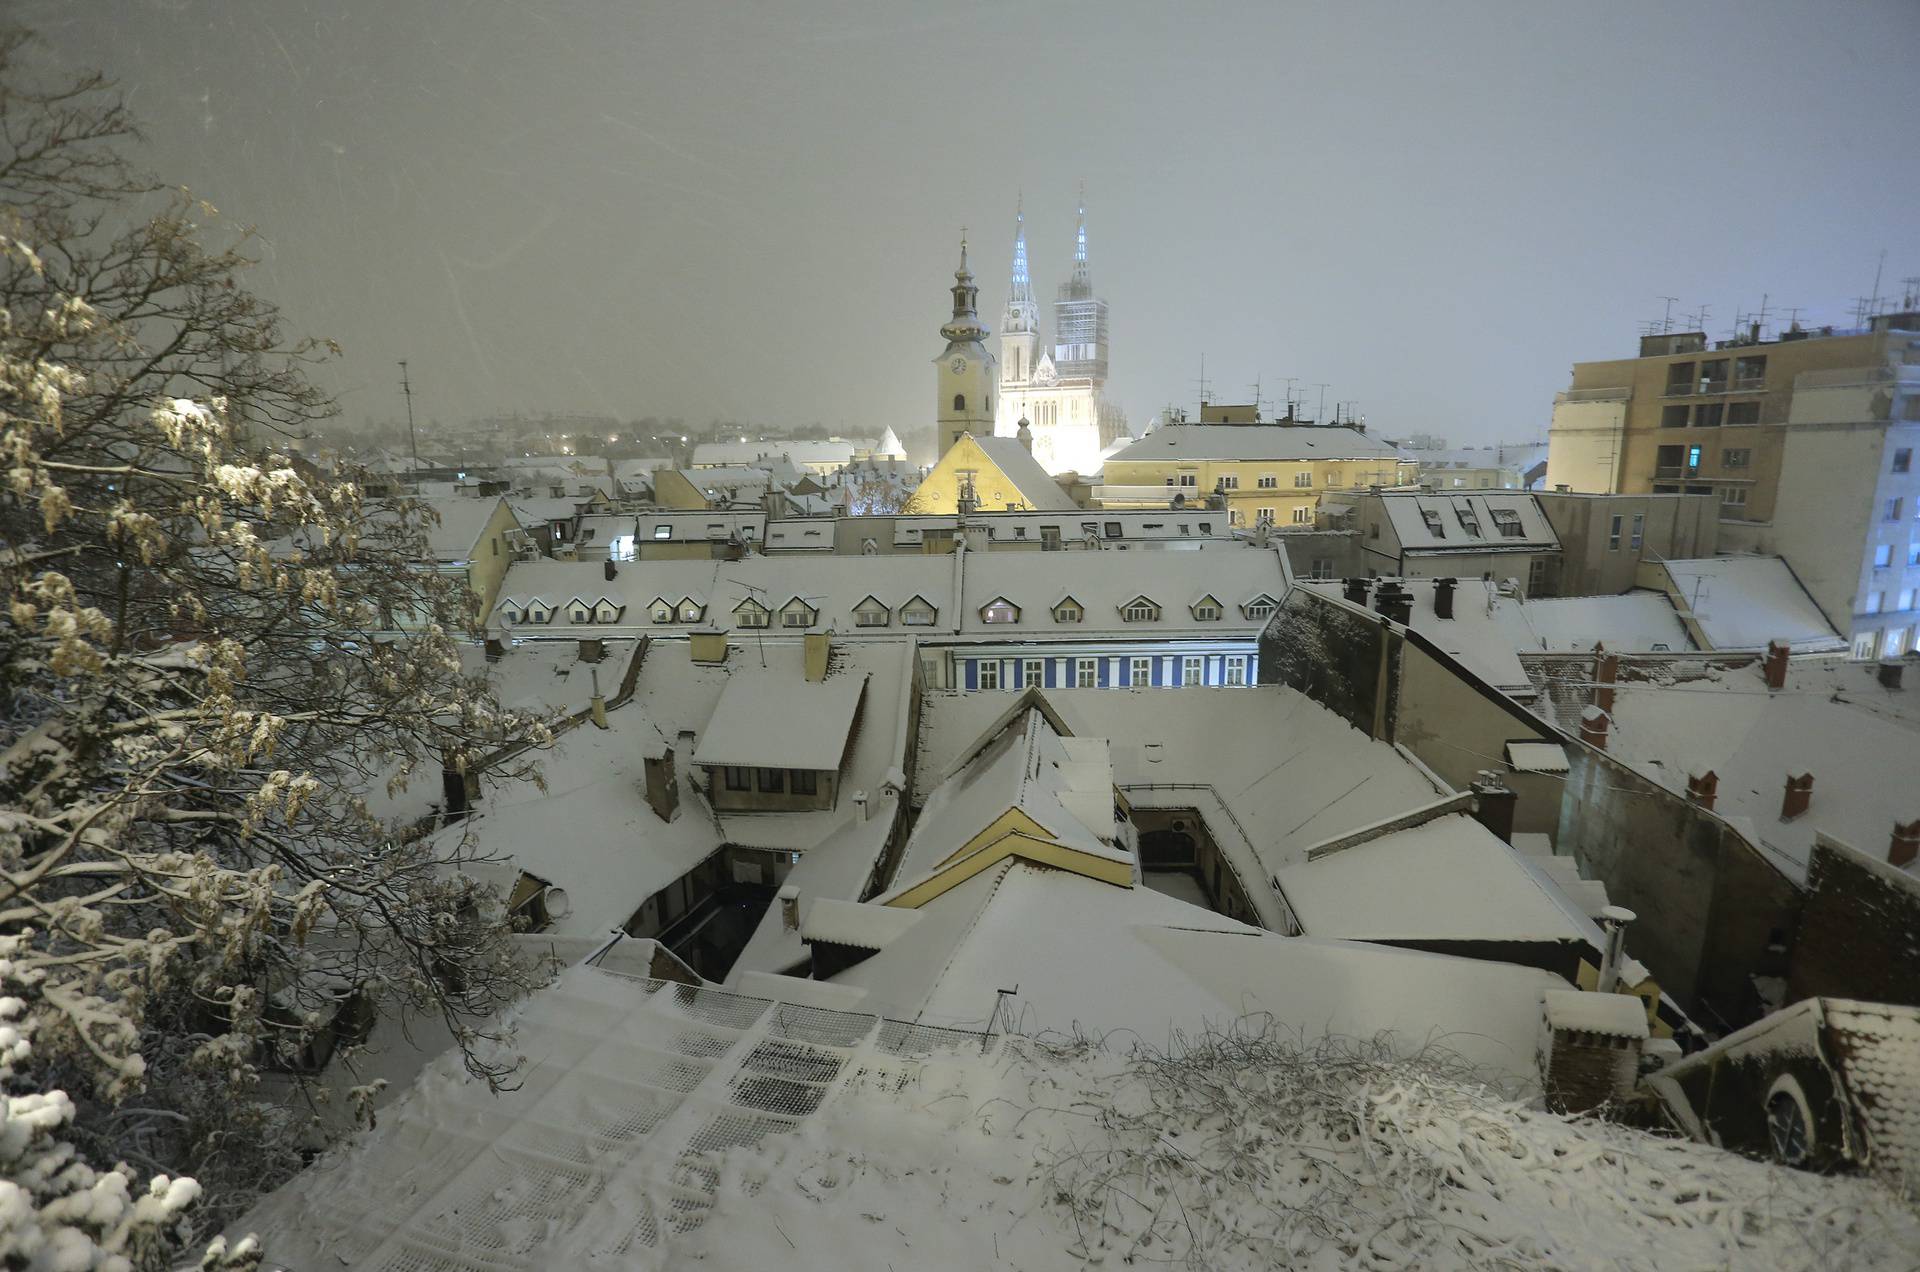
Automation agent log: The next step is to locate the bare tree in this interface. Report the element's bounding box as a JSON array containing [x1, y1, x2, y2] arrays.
[[0, 27, 547, 1237]]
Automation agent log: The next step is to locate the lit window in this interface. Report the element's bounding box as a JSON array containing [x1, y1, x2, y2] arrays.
[[980, 599, 1020, 624], [1182, 656, 1203, 685], [978, 660, 1000, 690], [650, 600, 673, 624], [679, 600, 704, 622], [1224, 656, 1247, 687], [1129, 657, 1153, 687]]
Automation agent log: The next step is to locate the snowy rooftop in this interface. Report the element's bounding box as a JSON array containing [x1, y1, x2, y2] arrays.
[[410, 493, 512, 561], [960, 435, 1078, 510], [1276, 814, 1600, 943], [1657, 556, 1845, 653], [459, 639, 640, 715], [689, 671, 867, 771], [1376, 491, 1560, 553], [1107, 423, 1409, 463], [691, 437, 884, 468], [238, 963, 1920, 1271]]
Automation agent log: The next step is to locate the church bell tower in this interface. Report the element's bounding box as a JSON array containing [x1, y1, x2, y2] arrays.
[[934, 235, 997, 456]]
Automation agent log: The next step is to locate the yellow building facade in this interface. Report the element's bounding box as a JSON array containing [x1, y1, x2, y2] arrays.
[[1100, 423, 1417, 527]]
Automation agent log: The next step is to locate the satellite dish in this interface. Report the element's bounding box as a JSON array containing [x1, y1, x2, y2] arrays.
[[541, 886, 571, 921]]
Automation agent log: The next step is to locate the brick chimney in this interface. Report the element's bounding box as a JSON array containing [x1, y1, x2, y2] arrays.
[[1343, 577, 1371, 606], [1579, 705, 1609, 750], [1685, 770, 1718, 811], [1592, 644, 1619, 716], [1892, 819, 1920, 869], [1763, 639, 1790, 691], [1374, 582, 1412, 626], [1879, 660, 1906, 690], [1780, 772, 1813, 821], [1433, 577, 1457, 620], [1469, 770, 1517, 843]]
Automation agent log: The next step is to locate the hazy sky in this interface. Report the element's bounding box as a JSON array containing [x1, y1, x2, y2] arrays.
[[28, 1, 1920, 453]]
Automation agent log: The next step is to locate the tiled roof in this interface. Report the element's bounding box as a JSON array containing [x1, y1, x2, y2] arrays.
[[1825, 1000, 1920, 1185]]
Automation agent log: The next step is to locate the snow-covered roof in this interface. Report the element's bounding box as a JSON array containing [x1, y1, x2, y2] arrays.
[[1506, 740, 1570, 773], [690, 671, 867, 771], [1543, 989, 1650, 1038], [1515, 593, 1693, 652], [962, 435, 1078, 510], [1276, 814, 1599, 944], [1657, 556, 1845, 652], [1108, 424, 1409, 464], [801, 897, 923, 950], [1376, 491, 1560, 553], [410, 494, 513, 561], [691, 438, 881, 469]]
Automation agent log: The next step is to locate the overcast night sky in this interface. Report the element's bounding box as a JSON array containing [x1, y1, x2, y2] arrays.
[[27, 1, 1920, 454]]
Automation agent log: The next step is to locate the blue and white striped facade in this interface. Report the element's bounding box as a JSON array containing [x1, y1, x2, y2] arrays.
[[952, 643, 1255, 692]]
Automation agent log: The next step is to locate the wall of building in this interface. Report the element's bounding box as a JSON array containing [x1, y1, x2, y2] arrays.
[[465, 498, 524, 617], [1102, 453, 1418, 528], [1536, 493, 1720, 597], [704, 767, 839, 813], [1786, 836, 1920, 1010], [1273, 529, 1366, 580], [1545, 395, 1628, 493]]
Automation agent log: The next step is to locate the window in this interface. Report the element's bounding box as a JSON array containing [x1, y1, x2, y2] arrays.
[[953, 394, 965, 411], [1256, 507, 1276, 524], [1687, 445, 1702, 472], [678, 599, 703, 622], [1053, 600, 1083, 623], [1224, 656, 1247, 686], [1905, 397, 1920, 422], [1309, 559, 1335, 580], [978, 660, 1000, 690], [1630, 513, 1644, 549], [569, 604, 591, 624], [1888, 627, 1911, 657], [1324, 471, 1342, 486], [1608, 515, 1623, 550], [1909, 543, 1920, 567], [1455, 506, 1481, 536], [1665, 361, 1695, 394], [1076, 658, 1097, 688], [1040, 526, 1062, 551], [1726, 401, 1760, 426], [1723, 448, 1751, 469], [1854, 632, 1879, 661], [1013, 526, 1027, 540], [1104, 522, 1123, 539], [1894, 448, 1913, 475], [1192, 596, 1222, 621], [1491, 508, 1524, 538], [980, 599, 1020, 623], [1698, 358, 1728, 392], [1661, 404, 1689, 428], [1178, 522, 1191, 535], [1293, 471, 1313, 488], [1182, 656, 1204, 685], [756, 768, 785, 793], [1177, 474, 1198, 487], [1023, 658, 1045, 687], [1123, 598, 1160, 622], [1129, 656, 1153, 687], [1734, 354, 1767, 388], [1257, 474, 1278, 488], [1693, 402, 1724, 428], [854, 597, 890, 627], [1291, 507, 1312, 524], [1721, 487, 1748, 511], [1243, 594, 1277, 620], [1422, 510, 1447, 539], [491, 537, 499, 556], [901, 597, 938, 626], [1875, 544, 1894, 568], [650, 600, 673, 623], [1887, 498, 1905, 523], [1865, 591, 1883, 615], [780, 604, 816, 628], [723, 766, 750, 791], [1900, 589, 1916, 612], [735, 602, 769, 628], [653, 523, 672, 539], [1218, 475, 1238, 490], [790, 769, 818, 796], [1198, 521, 1213, 534]]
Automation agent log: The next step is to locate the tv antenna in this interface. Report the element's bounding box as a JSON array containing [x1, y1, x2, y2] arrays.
[[1686, 304, 1710, 334], [1192, 354, 1212, 408], [398, 360, 420, 492], [1313, 383, 1329, 423], [1657, 295, 1679, 334]]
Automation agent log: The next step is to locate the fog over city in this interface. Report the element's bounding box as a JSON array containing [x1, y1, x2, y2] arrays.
[[29, 1, 1920, 448]]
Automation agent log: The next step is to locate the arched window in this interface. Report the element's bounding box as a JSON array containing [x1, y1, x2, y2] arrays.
[[953, 394, 965, 411]]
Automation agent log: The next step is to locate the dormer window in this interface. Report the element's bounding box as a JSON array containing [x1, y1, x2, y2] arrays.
[[900, 596, 938, 627], [567, 600, 592, 624], [592, 599, 624, 623], [677, 598, 705, 622], [980, 598, 1021, 624], [1243, 594, 1277, 620], [1122, 596, 1161, 623], [523, 601, 553, 625], [854, 596, 891, 628], [649, 598, 674, 624], [1190, 595, 1223, 622], [1053, 597, 1084, 623], [1422, 510, 1446, 539], [779, 598, 818, 628], [734, 599, 770, 629], [1490, 508, 1524, 538], [1454, 505, 1481, 536]]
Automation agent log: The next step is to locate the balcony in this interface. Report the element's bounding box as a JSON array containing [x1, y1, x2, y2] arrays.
[[1654, 466, 1701, 480], [1663, 383, 1694, 397], [1696, 380, 1729, 396], [1734, 376, 1765, 391]]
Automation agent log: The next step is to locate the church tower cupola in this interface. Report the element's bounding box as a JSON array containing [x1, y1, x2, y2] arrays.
[[934, 232, 997, 456]]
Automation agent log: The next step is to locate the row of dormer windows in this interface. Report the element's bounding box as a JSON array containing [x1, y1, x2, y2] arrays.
[[503, 592, 1279, 630]]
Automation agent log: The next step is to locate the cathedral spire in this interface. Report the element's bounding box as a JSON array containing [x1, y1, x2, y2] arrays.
[[1071, 186, 1089, 287], [1009, 196, 1032, 305]]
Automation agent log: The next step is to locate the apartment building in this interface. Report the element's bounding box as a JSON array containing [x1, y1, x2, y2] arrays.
[[1099, 414, 1417, 528], [1546, 314, 1920, 656]]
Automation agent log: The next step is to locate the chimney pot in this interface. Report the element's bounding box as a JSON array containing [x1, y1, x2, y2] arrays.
[[778, 884, 800, 933], [604, 559, 617, 582], [1891, 819, 1920, 869], [1579, 705, 1610, 750], [1780, 772, 1813, 821], [1469, 770, 1517, 843], [1593, 646, 1620, 715], [1433, 577, 1457, 620], [1685, 770, 1718, 811], [1878, 659, 1906, 690], [1763, 640, 1790, 690]]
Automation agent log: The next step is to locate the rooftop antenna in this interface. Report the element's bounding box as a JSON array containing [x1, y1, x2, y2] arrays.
[[1903, 277, 1920, 311], [1192, 353, 1212, 408], [1869, 248, 1887, 318], [1687, 304, 1710, 333], [1281, 376, 1300, 422], [1314, 383, 1329, 424], [398, 359, 420, 492], [1657, 295, 1679, 334], [1783, 305, 1804, 332]]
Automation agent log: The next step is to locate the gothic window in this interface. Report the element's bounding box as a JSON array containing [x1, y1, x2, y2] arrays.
[[954, 394, 965, 411]]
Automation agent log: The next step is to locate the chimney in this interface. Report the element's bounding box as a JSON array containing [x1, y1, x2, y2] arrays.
[[604, 558, 617, 582], [1763, 639, 1790, 690], [1579, 705, 1609, 750], [1433, 577, 1456, 620], [852, 789, 869, 821], [803, 630, 831, 682], [589, 666, 608, 729], [1342, 577, 1371, 606], [1374, 582, 1411, 626], [1685, 770, 1718, 811], [1469, 770, 1517, 844], [484, 636, 505, 662], [1780, 772, 1813, 821], [1592, 644, 1619, 716], [1595, 905, 1636, 993], [1878, 659, 1906, 690], [1891, 819, 1920, 868], [778, 884, 800, 933]]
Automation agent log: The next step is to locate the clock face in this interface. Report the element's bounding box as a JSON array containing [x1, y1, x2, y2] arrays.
[[950, 356, 967, 374]]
